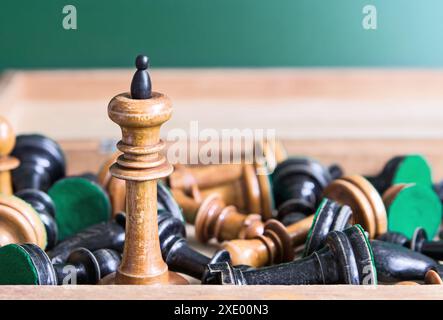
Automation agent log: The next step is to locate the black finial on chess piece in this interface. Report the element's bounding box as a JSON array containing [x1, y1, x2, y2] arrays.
[[130, 55, 152, 99], [273, 158, 333, 225], [207, 225, 376, 285]]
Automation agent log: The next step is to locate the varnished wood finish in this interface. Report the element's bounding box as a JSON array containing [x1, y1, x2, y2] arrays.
[[0, 194, 46, 248], [0, 116, 19, 195], [2, 285, 443, 300], [194, 193, 264, 243], [168, 163, 273, 220], [424, 270, 443, 285], [222, 215, 315, 268], [97, 152, 126, 216], [323, 175, 387, 238], [107, 90, 186, 285]]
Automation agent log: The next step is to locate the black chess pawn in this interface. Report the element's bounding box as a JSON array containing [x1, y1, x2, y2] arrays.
[[47, 213, 125, 264], [157, 182, 231, 283], [379, 227, 443, 261], [370, 239, 439, 283], [11, 134, 66, 192], [365, 155, 432, 195], [272, 158, 335, 226], [0, 243, 120, 285], [15, 189, 58, 250], [9, 134, 65, 248], [207, 225, 376, 285]]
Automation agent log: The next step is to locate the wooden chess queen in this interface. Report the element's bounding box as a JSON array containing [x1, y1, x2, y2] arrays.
[[103, 55, 187, 285]]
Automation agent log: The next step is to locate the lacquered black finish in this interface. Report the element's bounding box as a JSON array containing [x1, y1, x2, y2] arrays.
[[53, 248, 121, 285], [47, 214, 125, 264], [11, 134, 66, 192], [207, 225, 376, 285], [303, 198, 352, 257], [370, 239, 438, 282], [21, 244, 58, 285], [158, 203, 230, 283], [378, 228, 443, 262], [378, 231, 409, 247], [365, 156, 403, 194], [272, 158, 333, 226], [328, 164, 344, 180], [16, 189, 58, 249], [130, 55, 152, 99]]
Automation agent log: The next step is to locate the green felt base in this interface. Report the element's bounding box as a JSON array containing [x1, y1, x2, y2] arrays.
[[388, 184, 442, 239], [0, 244, 39, 285], [392, 155, 432, 188], [48, 177, 111, 240]]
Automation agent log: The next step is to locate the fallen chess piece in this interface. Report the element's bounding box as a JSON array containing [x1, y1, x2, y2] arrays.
[[207, 225, 376, 285], [365, 155, 432, 195], [0, 243, 120, 285], [272, 157, 336, 226]]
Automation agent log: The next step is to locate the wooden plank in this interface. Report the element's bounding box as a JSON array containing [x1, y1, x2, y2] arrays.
[[2, 69, 443, 140], [60, 139, 443, 180], [0, 285, 442, 300]]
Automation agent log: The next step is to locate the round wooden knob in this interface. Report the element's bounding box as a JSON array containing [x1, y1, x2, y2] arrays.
[[0, 194, 47, 248]]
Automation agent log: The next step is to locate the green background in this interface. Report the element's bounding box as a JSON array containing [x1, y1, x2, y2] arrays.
[[0, 0, 442, 69]]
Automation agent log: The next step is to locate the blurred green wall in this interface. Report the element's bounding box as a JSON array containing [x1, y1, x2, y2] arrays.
[[0, 0, 442, 69]]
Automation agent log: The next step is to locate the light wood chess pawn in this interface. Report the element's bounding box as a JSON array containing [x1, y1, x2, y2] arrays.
[[0, 116, 19, 195], [102, 55, 187, 285], [167, 161, 275, 220], [171, 188, 265, 243]]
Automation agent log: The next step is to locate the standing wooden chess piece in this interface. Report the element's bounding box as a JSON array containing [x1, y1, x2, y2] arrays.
[[0, 116, 19, 195], [323, 175, 387, 239], [105, 55, 187, 285]]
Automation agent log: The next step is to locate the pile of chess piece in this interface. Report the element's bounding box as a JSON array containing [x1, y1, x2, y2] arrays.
[[0, 55, 442, 286]]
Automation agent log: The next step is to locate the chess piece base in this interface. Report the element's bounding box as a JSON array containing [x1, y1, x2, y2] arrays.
[[99, 271, 188, 285]]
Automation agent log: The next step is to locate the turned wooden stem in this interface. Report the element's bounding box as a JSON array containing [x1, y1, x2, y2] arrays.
[[194, 193, 264, 243], [286, 214, 315, 246], [108, 90, 181, 285]]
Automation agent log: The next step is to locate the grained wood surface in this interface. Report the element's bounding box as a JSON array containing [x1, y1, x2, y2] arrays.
[[1, 70, 443, 299], [0, 285, 442, 300], [2, 69, 443, 140]]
